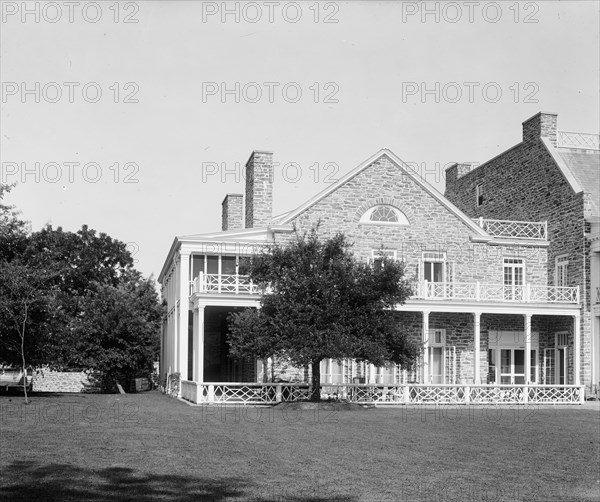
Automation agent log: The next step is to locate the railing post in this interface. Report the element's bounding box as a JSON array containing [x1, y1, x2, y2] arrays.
[[525, 283, 531, 302], [199, 272, 205, 293], [523, 384, 529, 404], [478, 216, 484, 228], [579, 386, 585, 404], [403, 385, 410, 403], [464, 386, 470, 404], [275, 384, 282, 402], [208, 384, 215, 403]]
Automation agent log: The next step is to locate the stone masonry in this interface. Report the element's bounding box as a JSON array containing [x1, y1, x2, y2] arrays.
[[445, 112, 594, 388]]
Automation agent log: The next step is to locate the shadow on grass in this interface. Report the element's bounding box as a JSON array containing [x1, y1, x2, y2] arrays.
[[0, 461, 355, 501]]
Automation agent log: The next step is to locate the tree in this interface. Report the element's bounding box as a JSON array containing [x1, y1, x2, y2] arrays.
[[227, 229, 418, 401], [0, 183, 29, 261], [1, 185, 161, 393], [71, 271, 162, 392], [0, 261, 62, 403]]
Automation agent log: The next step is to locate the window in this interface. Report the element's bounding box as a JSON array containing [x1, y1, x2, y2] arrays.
[[422, 251, 446, 283], [555, 255, 568, 287], [503, 258, 524, 300], [371, 249, 397, 271], [476, 184, 484, 206], [428, 329, 446, 384], [359, 205, 409, 225]]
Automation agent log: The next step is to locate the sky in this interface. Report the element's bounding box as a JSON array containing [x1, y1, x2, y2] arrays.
[[1, 0, 599, 280]]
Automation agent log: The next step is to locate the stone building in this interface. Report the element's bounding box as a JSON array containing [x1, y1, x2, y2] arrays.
[[159, 133, 587, 405], [445, 112, 599, 396]]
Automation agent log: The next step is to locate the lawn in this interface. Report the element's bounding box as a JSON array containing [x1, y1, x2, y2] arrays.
[[1, 391, 598, 501]]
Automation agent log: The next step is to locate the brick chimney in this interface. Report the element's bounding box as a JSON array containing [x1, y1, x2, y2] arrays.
[[522, 112, 557, 147], [245, 151, 273, 228], [445, 162, 477, 183], [222, 194, 243, 231]]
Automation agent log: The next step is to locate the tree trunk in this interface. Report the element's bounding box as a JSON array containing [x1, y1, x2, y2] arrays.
[[310, 359, 322, 402], [20, 306, 29, 405]]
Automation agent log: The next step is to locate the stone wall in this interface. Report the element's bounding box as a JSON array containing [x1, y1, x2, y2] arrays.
[[274, 153, 548, 287], [444, 112, 590, 387], [33, 369, 97, 393]]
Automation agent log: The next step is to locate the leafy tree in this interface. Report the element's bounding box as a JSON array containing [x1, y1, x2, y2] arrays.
[[1, 185, 161, 393], [71, 271, 163, 392], [227, 229, 418, 401], [0, 261, 62, 402], [0, 183, 29, 260]]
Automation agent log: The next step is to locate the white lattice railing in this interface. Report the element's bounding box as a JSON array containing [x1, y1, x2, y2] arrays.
[[415, 282, 579, 304], [179, 382, 585, 405], [476, 218, 547, 240], [192, 273, 258, 295], [557, 131, 600, 150]]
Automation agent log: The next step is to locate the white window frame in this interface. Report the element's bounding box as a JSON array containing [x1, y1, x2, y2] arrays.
[[359, 205, 409, 226], [428, 329, 446, 384], [476, 183, 484, 206], [421, 251, 446, 283], [371, 249, 397, 270], [555, 254, 569, 287]]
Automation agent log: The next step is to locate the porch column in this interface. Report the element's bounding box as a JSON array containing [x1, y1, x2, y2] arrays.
[[573, 313, 581, 385], [524, 314, 532, 384], [193, 306, 205, 382], [473, 312, 481, 384], [178, 253, 190, 380], [422, 311, 430, 383]]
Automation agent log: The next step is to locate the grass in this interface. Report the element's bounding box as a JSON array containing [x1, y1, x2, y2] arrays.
[[1, 391, 599, 501]]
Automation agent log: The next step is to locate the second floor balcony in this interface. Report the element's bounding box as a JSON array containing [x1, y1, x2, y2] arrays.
[[191, 273, 580, 305]]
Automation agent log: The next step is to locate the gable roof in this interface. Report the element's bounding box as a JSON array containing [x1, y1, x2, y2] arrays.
[[542, 138, 600, 217], [556, 148, 600, 217], [277, 148, 490, 238]]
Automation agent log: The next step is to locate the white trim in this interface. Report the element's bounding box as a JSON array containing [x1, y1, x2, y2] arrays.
[[555, 254, 569, 287], [359, 205, 410, 226]]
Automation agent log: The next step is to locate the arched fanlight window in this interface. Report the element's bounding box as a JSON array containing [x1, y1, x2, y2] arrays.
[[359, 205, 409, 225]]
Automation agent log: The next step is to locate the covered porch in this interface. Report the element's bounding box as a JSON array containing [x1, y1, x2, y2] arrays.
[[177, 292, 584, 405]]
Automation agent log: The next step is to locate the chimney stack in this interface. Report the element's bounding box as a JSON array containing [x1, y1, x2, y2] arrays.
[[222, 194, 243, 231], [522, 112, 557, 147], [445, 162, 477, 183], [245, 151, 273, 228]]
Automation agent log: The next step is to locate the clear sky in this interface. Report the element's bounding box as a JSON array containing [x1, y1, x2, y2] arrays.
[[1, 0, 599, 280]]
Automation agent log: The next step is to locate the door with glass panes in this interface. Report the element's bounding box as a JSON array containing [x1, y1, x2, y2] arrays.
[[488, 330, 538, 384]]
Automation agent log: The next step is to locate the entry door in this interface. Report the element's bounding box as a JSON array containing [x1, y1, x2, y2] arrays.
[[500, 349, 525, 384], [429, 347, 444, 384]]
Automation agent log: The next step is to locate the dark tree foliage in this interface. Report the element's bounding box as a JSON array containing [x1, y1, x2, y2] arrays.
[[0, 184, 162, 395], [228, 229, 418, 401]]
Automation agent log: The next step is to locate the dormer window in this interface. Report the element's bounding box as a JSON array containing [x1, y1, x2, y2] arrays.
[[359, 205, 409, 225]]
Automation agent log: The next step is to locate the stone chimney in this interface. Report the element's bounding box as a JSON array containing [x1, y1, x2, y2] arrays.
[[522, 112, 557, 147], [221, 194, 243, 231], [445, 162, 477, 183], [245, 151, 273, 228]]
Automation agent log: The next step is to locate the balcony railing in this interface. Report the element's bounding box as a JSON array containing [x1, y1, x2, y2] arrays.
[[192, 272, 258, 295], [414, 281, 579, 304], [475, 218, 547, 240], [191, 274, 579, 304], [557, 131, 600, 150]]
